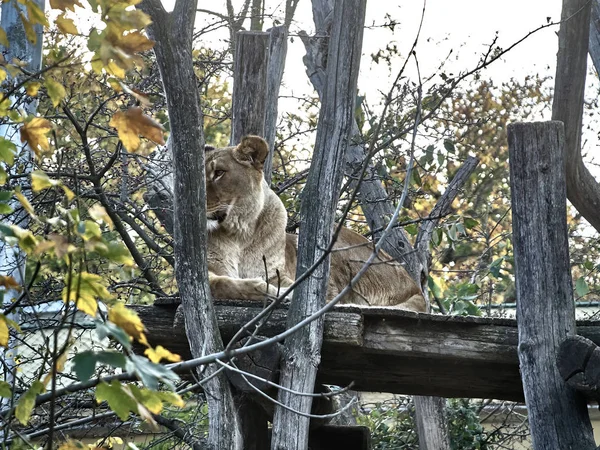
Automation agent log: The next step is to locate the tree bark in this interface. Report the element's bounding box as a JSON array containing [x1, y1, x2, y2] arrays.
[[507, 121, 595, 450], [140, 1, 243, 448], [263, 25, 288, 184], [552, 0, 600, 234], [588, 0, 600, 71], [270, 1, 367, 448], [230, 31, 269, 145]]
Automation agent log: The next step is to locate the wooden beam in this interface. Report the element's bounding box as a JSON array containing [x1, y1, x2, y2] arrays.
[[508, 121, 595, 449], [132, 300, 600, 401]]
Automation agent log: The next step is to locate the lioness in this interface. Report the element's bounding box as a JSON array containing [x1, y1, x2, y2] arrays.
[[205, 135, 426, 312]]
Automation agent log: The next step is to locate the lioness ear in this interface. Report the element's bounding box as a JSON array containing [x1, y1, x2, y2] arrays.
[[234, 135, 269, 170]]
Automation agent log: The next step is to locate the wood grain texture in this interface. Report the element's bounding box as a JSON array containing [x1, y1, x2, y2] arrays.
[[230, 31, 269, 145], [132, 302, 600, 401], [140, 1, 243, 447], [263, 25, 288, 184], [508, 121, 595, 449], [271, 1, 367, 448], [552, 0, 600, 234]]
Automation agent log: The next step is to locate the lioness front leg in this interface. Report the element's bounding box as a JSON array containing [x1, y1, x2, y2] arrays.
[[209, 272, 288, 301]]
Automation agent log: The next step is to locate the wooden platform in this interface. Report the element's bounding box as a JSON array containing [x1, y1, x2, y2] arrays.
[[131, 300, 600, 402]]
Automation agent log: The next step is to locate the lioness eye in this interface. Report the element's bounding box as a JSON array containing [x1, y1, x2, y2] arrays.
[[214, 170, 226, 180]]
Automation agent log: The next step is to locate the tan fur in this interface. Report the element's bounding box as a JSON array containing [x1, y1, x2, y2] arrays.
[[206, 136, 426, 312]]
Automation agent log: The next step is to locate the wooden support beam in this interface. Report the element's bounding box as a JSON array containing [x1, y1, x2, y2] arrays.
[[230, 31, 269, 145], [132, 300, 600, 401], [508, 121, 595, 449]]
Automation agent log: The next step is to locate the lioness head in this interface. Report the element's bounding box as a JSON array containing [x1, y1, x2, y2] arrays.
[[205, 135, 269, 233]]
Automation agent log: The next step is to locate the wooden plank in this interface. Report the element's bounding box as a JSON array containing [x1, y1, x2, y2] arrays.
[[134, 302, 600, 400]]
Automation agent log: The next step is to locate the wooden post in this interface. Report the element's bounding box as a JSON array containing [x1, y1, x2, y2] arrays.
[[270, 0, 367, 448], [230, 31, 269, 145], [507, 121, 596, 450], [263, 26, 288, 184]]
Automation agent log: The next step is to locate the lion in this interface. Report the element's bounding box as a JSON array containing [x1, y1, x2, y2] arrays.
[[205, 135, 426, 312]]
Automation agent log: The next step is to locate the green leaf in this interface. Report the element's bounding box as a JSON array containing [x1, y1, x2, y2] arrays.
[[0, 137, 16, 165], [0, 381, 11, 397], [463, 217, 479, 229], [583, 261, 595, 271], [489, 258, 504, 278], [15, 381, 44, 425], [95, 320, 132, 351], [443, 139, 455, 154], [447, 224, 458, 241], [96, 381, 138, 421], [45, 78, 67, 107], [0, 203, 13, 214], [405, 223, 418, 236], [432, 228, 443, 247], [126, 354, 180, 391], [576, 278, 590, 297], [72, 350, 127, 381]]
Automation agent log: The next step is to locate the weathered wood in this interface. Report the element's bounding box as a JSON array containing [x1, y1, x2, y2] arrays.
[[552, 0, 600, 234], [263, 25, 288, 184], [507, 121, 595, 449], [230, 31, 269, 146], [589, 0, 600, 72], [557, 335, 600, 402], [140, 1, 244, 448], [414, 396, 449, 450], [133, 302, 600, 401], [271, 1, 367, 448]]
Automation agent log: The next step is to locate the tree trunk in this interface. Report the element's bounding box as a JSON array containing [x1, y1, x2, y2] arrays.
[[552, 0, 600, 234], [140, 1, 243, 448], [507, 121, 595, 450], [263, 25, 288, 184], [230, 31, 269, 145], [588, 0, 600, 71], [270, 1, 367, 448]]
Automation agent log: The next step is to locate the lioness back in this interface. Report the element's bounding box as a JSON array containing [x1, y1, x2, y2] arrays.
[[285, 229, 425, 311]]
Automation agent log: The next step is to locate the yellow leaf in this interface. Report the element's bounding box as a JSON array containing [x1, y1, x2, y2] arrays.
[[20, 117, 53, 157], [114, 31, 154, 54], [45, 78, 67, 107], [62, 185, 75, 201], [31, 170, 60, 192], [25, 0, 49, 27], [106, 60, 126, 79], [57, 440, 86, 450], [88, 204, 113, 229], [14, 189, 35, 217], [15, 380, 45, 425], [144, 345, 181, 363], [56, 14, 78, 35], [0, 315, 8, 347], [109, 107, 164, 152], [0, 28, 8, 48], [0, 275, 22, 291], [49, 0, 83, 11], [42, 346, 70, 386], [0, 69, 6, 84], [108, 303, 147, 345], [26, 81, 41, 97], [62, 272, 112, 316]]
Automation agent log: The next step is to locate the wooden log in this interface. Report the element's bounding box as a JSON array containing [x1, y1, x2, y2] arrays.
[[507, 121, 595, 449], [271, 0, 368, 448], [230, 31, 269, 145], [557, 335, 600, 402], [132, 302, 599, 401], [552, 0, 600, 234], [263, 25, 288, 184]]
